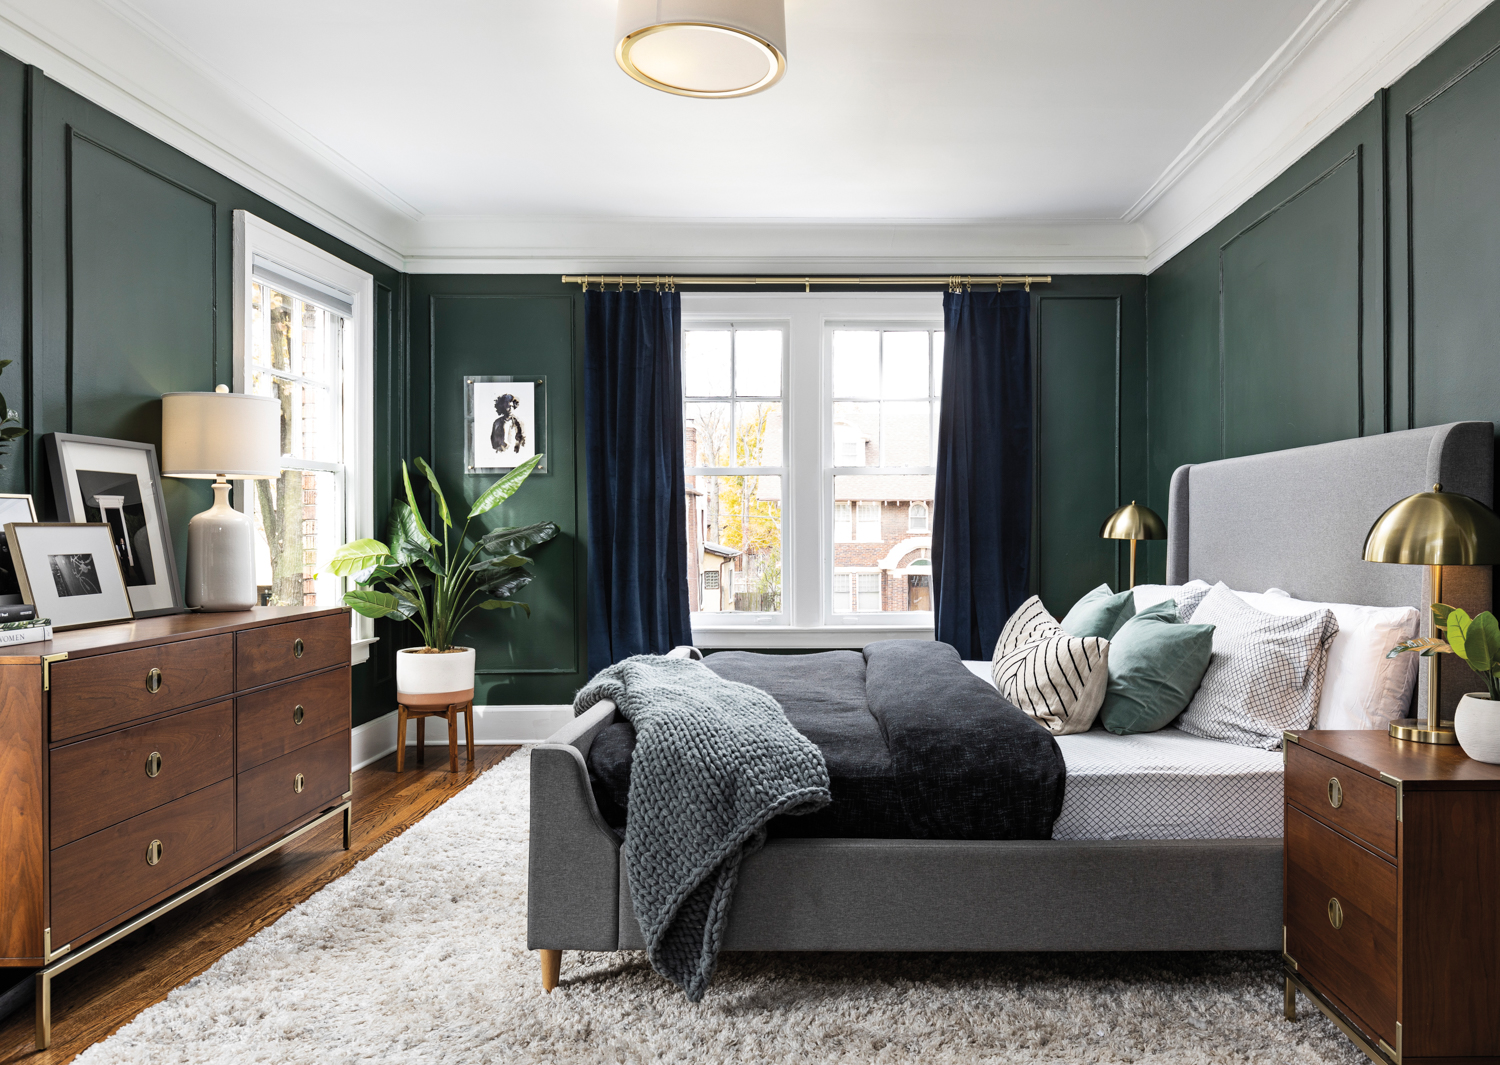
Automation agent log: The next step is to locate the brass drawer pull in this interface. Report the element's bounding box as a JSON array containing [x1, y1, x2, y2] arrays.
[[293, 638, 305, 659], [145, 751, 163, 778], [146, 667, 163, 694], [294, 773, 305, 794], [293, 705, 305, 726], [1327, 897, 1344, 929], [145, 839, 163, 866], [1327, 777, 1343, 809]]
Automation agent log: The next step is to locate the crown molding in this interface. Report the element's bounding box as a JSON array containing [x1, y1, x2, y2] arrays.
[[1137, 0, 1490, 271]]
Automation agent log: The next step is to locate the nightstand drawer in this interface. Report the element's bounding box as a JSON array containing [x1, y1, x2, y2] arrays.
[[1285, 806, 1396, 1045], [235, 613, 348, 691], [236, 731, 349, 849], [236, 668, 350, 772], [1285, 742, 1396, 858]]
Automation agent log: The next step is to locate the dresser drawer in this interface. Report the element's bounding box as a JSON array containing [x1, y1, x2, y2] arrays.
[[236, 730, 349, 848], [49, 778, 234, 947], [237, 668, 350, 772], [50, 701, 233, 847], [1285, 806, 1397, 1044], [50, 634, 234, 741], [1286, 742, 1397, 858], [236, 614, 348, 691]]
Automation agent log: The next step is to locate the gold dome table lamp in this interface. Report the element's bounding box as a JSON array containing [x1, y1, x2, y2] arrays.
[[1101, 501, 1166, 589], [1363, 483, 1500, 743]]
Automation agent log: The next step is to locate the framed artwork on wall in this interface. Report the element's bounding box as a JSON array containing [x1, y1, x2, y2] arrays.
[[4, 522, 134, 629], [42, 433, 184, 617], [465, 376, 548, 474], [0, 494, 37, 605]]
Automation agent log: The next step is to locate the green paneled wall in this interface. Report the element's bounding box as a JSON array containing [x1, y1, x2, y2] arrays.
[[0, 52, 405, 725], [1147, 2, 1500, 588]]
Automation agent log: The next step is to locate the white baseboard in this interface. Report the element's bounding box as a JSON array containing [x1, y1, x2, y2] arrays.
[[351, 705, 572, 769]]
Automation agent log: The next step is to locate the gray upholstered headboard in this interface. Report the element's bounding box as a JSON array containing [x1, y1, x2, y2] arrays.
[[1166, 421, 1494, 609], [1165, 422, 1496, 719]]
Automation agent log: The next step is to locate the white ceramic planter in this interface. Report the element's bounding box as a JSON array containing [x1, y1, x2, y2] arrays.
[[397, 646, 476, 704], [1453, 692, 1500, 764]]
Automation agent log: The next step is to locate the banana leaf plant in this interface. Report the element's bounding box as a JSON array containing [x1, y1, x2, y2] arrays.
[[327, 454, 556, 651], [1388, 603, 1500, 700]]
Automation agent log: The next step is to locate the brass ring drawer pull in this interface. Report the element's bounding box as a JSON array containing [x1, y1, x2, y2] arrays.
[[1328, 897, 1344, 929], [145, 839, 163, 866], [145, 751, 163, 778], [294, 773, 305, 794], [146, 667, 163, 694], [293, 638, 305, 659], [1327, 777, 1343, 809], [293, 705, 305, 726]]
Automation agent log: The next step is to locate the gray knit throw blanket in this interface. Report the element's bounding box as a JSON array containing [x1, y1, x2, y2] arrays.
[[574, 654, 830, 1000]]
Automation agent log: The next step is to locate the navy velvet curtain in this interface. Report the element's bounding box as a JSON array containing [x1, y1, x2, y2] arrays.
[[932, 289, 1033, 660], [583, 290, 693, 675]]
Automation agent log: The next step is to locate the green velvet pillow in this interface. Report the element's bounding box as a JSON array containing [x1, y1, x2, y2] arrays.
[[1097, 600, 1216, 735], [1059, 583, 1136, 639]]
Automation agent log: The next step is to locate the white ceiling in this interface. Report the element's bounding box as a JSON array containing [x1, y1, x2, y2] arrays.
[[0, 0, 1489, 271]]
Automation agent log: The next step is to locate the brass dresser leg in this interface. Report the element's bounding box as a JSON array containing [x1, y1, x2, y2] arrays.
[[1284, 975, 1296, 1020], [539, 949, 562, 992], [35, 970, 51, 1050]]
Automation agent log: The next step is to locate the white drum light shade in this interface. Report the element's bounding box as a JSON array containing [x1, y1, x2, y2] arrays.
[[616, 0, 786, 98], [161, 388, 280, 478]]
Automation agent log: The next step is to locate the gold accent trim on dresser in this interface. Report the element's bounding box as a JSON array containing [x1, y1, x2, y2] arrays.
[[1327, 897, 1344, 930], [144, 839, 163, 866], [40, 652, 67, 690], [145, 751, 163, 778], [293, 704, 305, 725], [293, 638, 305, 658], [1377, 772, 1403, 821], [1326, 777, 1343, 809], [294, 773, 305, 794], [1285, 969, 1396, 1065], [146, 666, 163, 693]]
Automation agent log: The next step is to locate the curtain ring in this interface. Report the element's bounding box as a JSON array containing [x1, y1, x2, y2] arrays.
[[635, 277, 641, 292]]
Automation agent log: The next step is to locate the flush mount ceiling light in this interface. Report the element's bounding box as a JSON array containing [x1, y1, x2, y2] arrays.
[[616, 0, 787, 99]]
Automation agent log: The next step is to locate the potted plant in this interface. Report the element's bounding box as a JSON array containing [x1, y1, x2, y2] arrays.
[[328, 454, 555, 704], [1389, 603, 1500, 763]]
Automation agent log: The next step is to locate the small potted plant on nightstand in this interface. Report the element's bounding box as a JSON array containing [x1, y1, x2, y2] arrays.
[[1389, 604, 1500, 762], [328, 454, 555, 707]]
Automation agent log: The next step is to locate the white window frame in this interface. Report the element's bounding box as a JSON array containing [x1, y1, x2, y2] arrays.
[[232, 210, 376, 665], [683, 293, 941, 649]]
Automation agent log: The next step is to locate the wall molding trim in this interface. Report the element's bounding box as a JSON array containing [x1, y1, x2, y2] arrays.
[[352, 705, 571, 770]]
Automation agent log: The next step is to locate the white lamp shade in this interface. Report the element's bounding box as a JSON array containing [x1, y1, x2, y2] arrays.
[[161, 391, 281, 478], [616, 0, 786, 98]]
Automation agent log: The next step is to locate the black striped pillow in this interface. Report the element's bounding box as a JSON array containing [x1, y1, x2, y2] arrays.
[[994, 595, 1059, 658], [992, 626, 1111, 736]]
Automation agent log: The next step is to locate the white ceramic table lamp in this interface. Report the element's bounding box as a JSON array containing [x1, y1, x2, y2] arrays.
[[161, 386, 280, 611]]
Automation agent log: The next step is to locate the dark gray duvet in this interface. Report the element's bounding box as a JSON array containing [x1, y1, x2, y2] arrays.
[[586, 640, 1067, 840]]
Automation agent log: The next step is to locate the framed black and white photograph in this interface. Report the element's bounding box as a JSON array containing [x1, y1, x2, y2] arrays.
[[43, 433, 183, 617], [465, 376, 547, 474], [0, 494, 37, 605], [4, 523, 134, 629]]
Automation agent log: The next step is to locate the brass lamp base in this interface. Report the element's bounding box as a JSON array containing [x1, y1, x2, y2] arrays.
[[1388, 718, 1459, 744]]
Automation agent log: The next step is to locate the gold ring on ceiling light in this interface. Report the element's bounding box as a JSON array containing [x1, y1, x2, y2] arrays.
[[616, 21, 786, 98]]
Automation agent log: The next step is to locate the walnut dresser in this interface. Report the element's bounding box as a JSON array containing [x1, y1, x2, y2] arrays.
[[1283, 730, 1500, 1065], [0, 605, 352, 1050]]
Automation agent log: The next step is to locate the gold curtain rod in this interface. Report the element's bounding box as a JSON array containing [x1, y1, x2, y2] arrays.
[[562, 274, 1052, 293]]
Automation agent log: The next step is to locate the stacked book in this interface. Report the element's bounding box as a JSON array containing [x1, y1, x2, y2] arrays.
[[0, 604, 51, 646]]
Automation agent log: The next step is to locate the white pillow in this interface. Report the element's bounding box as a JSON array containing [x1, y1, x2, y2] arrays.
[[992, 606, 1110, 736], [1233, 589, 1419, 730], [1131, 584, 1182, 613], [993, 595, 1058, 658], [1176, 583, 1339, 749]]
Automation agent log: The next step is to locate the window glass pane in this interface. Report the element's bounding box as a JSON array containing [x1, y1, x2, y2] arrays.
[[881, 402, 931, 466], [252, 468, 342, 607], [909, 502, 929, 532], [857, 572, 882, 612], [832, 330, 880, 397], [831, 474, 934, 615], [685, 474, 781, 614], [734, 330, 782, 396], [733, 402, 782, 466], [833, 572, 850, 608], [832, 403, 878, 466], [250, 369, 338, 463], [856, 501, 881, 541], [685, 402, 732, 466], [834, 501, 852, 541], [931, 331, 945, 396], [882, 332, 929, 399], [684, 330, 732, 396]]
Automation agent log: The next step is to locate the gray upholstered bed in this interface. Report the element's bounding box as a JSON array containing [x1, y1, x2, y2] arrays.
[[527, 421, 1493, 987]]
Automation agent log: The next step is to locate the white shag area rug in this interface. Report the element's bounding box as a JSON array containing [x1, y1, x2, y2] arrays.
[[78, 749, 1364, 1065]]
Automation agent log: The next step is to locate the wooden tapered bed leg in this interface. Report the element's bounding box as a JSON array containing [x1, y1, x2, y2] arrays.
[[539, 949, 562, 992]]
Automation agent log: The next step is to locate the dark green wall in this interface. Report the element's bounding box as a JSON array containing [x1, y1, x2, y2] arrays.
[[1147, 4, 1500, 587], [406, 276, 590, 704], [0, 53, 406, 725]]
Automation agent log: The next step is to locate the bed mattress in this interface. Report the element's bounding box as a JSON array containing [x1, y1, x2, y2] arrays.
[[962, 660, 1283, 840]]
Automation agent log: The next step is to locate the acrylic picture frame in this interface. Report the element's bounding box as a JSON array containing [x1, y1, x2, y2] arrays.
[[42, 433, 185, 618], [465, 376, 548, 474]]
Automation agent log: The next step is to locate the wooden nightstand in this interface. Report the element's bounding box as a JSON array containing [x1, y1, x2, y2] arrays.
[[1282, 730, 1500, 1065]]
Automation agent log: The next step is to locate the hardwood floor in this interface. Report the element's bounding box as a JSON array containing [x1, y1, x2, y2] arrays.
[[0, 743, 518, 1064]]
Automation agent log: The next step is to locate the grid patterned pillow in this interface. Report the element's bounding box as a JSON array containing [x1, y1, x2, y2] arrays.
[[992, 604, 1110, 736], [1175, 583, 1339, 750], [1174, 579, 1213, 621]]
